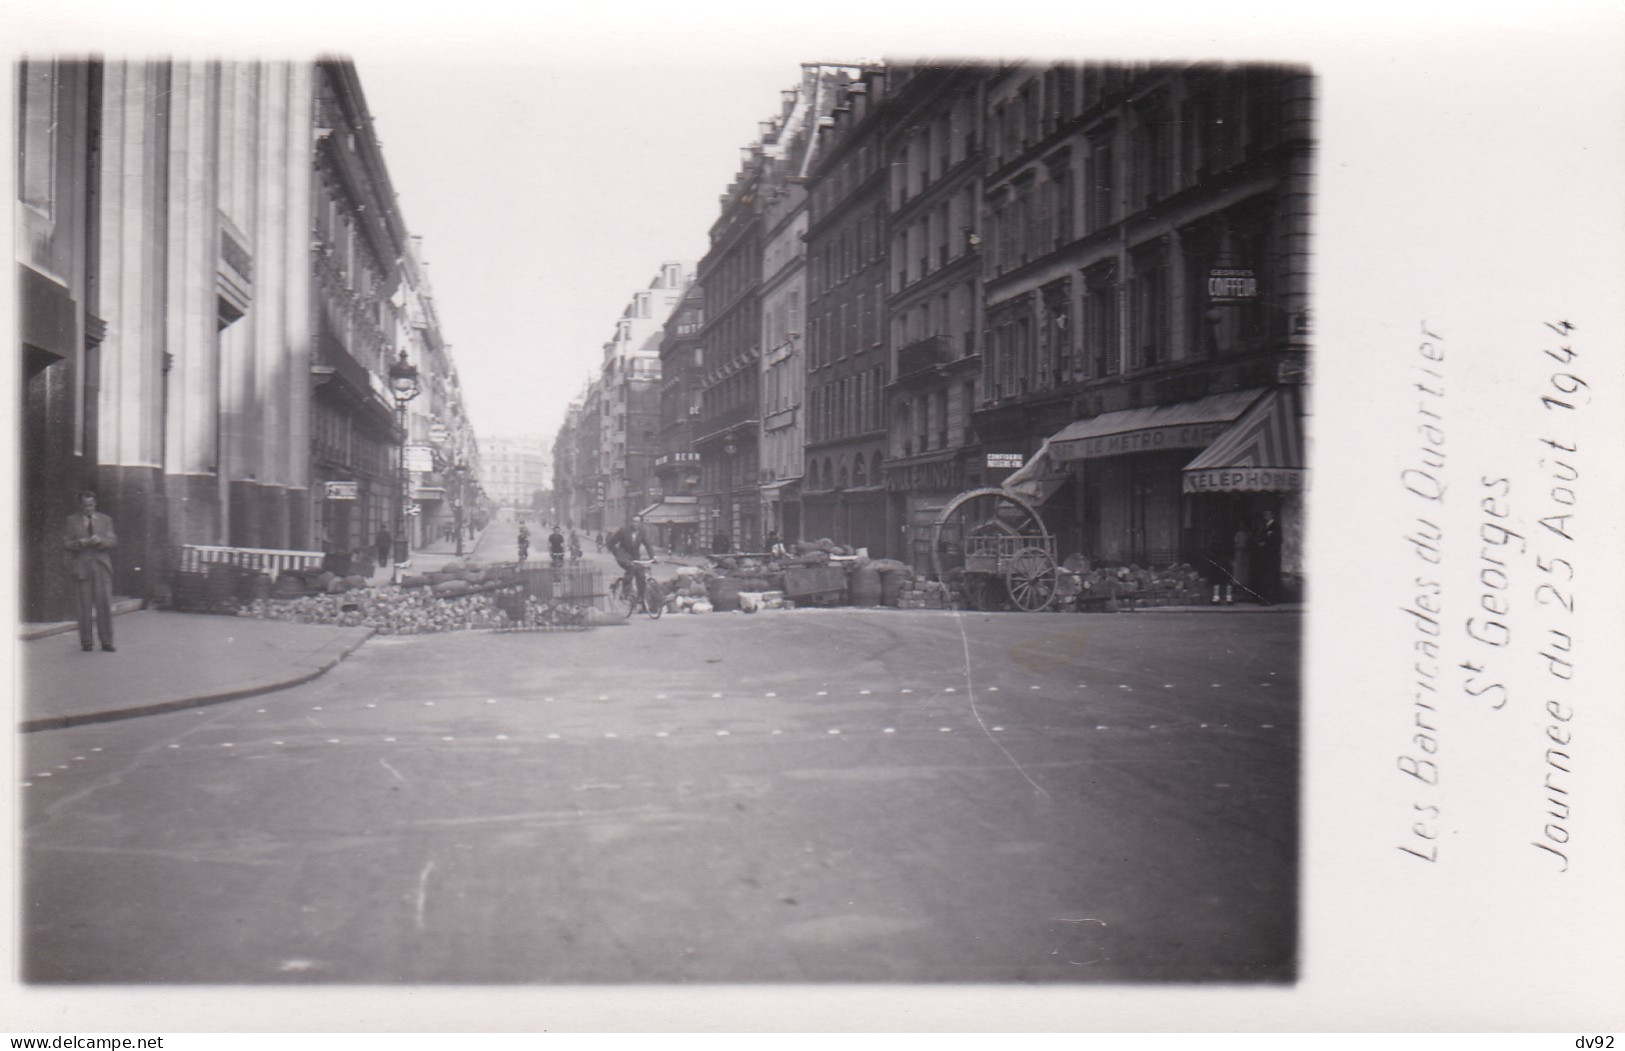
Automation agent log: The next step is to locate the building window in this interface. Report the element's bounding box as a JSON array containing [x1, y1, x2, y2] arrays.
[[1083, 263, 1120, 377], [1130, 244, 1169, 370], [1133, 97, 1173, 207], [1086, 132, 1114, 232], [1051, 161, 1073, 248]]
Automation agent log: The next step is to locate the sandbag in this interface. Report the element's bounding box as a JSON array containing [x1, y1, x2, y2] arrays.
[[706, 576, 742, 612], [878, 568, 909, 607], [848, 563, 882, 607]]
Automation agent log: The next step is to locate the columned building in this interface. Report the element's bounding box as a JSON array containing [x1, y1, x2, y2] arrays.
[[18, 59, 104, 622], [803, 66, 893, 556], [973, 62, 1313, 594], [880, 63, 987, 576], [16, 58, 475, 620]]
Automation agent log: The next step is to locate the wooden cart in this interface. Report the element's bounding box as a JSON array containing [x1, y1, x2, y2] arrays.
[[929, 487, 1058, 612]]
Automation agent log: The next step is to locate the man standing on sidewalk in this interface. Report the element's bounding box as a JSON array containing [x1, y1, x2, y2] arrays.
[[64, 491, 118, 652]]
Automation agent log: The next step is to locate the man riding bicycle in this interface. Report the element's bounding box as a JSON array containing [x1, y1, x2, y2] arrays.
[[607, 515, 654, 600], [548, 525, 566, 568]]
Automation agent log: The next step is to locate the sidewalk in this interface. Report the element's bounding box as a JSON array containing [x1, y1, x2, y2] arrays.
[[18, 611, 373, 732], [17, 525, 497, 733]]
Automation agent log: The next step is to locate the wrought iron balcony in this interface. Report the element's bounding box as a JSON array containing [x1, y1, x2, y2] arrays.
[[896, 334, 952, 378]]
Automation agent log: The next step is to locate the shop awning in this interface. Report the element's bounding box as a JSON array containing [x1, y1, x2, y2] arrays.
[[638, 499, 701, 525], [1048, 388, 1265, 462], [1182, 386, 1308, 493], [1000, 437, 1071, 504]]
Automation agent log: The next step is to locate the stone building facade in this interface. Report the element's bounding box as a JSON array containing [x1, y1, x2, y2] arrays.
[[15, 58, 475, 620], [880, 63, 988, 575], [802, 66, 893, 556], [972, 62, 1312, 592]]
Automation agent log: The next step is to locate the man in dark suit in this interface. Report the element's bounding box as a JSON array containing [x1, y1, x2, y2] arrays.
[[64, 491, 118, 652], [1254, 509, 1284, 605]]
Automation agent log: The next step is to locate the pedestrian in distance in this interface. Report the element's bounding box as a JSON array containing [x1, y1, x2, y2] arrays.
[[375, 525, 393, 571], [64, 491, 118, 652], [517, 521, 530, 563], [548, 524, 566, 569]]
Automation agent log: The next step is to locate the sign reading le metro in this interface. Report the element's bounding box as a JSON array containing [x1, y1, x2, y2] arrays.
[[1063, 422, 1230, 461]]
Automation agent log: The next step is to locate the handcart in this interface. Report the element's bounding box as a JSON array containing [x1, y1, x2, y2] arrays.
[[929, 487, 1058, 611]]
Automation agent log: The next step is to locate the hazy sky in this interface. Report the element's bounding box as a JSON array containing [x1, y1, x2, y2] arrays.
[[358, 56, 815, 447]]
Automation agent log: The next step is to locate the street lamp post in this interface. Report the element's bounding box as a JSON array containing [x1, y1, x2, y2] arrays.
[[387, 348, 421, 584], [451, 462, 468, 557], [722, 440, 737, 555]]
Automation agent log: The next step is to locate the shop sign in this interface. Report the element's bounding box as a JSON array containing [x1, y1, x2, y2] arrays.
[[1183, 468, 1307, 493], [985, 453, 1025, 469], [1207, 268, 1259, 302], [886, 459, 963, 492], [404, 444, 434, 472], [324, 481, 359, 501], [1061, 422, 1230, 460]]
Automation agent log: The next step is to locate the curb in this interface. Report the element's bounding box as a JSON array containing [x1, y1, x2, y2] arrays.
[[19, 627, 376, 734], [18, 599, 145, 641]]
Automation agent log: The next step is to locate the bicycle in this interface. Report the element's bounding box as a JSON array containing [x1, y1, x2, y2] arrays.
[[614, 558, 664, 619]]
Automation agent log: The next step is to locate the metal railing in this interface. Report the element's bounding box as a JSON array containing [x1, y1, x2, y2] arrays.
[[177, 545, 326, 581], [492, 565, 609, 631]]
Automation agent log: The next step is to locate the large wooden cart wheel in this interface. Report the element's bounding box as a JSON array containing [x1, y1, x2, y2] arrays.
[[1006, 546, 1058, 611]]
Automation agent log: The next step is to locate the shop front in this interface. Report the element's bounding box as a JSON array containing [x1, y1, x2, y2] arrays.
[[1044, 388, 1268, 569], [1181, 385, 1308, 602], [638, 496, 701, 555], [886, 450, 978, 577]]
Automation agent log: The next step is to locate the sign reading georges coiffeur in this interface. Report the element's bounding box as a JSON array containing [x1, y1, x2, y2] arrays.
[[1208, 268, 1259, 302]]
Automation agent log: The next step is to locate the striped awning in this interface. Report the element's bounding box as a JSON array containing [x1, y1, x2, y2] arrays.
[[1001, 437, 1070, 504], [1182, 386, 1308, 493], [1049, 389, 1265, 462]]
